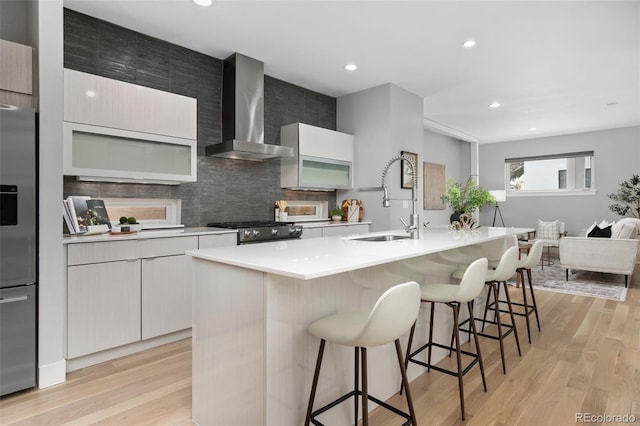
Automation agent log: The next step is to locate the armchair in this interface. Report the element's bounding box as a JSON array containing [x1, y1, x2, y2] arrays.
[[531, 220, 565, 269]]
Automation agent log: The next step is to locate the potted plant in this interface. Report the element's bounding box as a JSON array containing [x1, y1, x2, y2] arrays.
[[330, 206, 344, 222], [441, 177, 496, 223], [608, 174, 640, 218]]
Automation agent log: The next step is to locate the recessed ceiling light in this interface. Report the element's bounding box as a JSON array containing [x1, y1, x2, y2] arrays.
[[489, 102, 500, 109], [529, 127, 537, 131], [85, 90, 97, 98], [345, 63, 358, 71], [193, 0, 213, 6], [463, 40, 476, 48]]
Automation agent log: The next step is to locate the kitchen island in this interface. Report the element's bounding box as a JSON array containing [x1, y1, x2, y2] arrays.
[[187, 226, 531, 426]]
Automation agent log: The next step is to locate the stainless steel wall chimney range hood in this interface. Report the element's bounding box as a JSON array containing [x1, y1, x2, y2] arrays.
[[205, 53, 294, 161]]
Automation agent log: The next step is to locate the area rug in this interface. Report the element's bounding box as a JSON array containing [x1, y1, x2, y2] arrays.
[[508, 261, 628, 302]]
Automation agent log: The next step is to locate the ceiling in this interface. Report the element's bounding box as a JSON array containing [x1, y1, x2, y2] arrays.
[[63, 0, 640, 144]]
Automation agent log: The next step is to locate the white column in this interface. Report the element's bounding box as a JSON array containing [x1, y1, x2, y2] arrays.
[[36, 0, 66, 388]]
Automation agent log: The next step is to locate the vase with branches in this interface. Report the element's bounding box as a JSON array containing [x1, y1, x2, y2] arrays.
[[608, 174, 640, 218]]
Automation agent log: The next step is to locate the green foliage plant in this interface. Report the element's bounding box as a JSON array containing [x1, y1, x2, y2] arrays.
[[608, 174, 640, 218], [441, 177, 496, 213], [330, 206, 344, 216]]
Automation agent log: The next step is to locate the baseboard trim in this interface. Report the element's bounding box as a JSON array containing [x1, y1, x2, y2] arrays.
[[66, 329, 192, 372], [38, 359, 67, 389]]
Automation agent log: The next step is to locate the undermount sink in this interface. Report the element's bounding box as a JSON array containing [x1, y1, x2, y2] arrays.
[[350, 234, 411, 242]]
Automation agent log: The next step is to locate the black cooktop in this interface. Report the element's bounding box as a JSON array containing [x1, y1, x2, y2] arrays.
[[207, 221, 294, 229]]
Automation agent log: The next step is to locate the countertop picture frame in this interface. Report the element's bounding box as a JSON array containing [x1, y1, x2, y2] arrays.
[[401, 151, 418, 189]]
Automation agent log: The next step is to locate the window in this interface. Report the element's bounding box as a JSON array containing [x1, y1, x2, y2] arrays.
[[505, 151, 595, 196]]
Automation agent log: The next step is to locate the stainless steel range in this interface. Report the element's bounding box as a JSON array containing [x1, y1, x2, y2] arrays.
[[207, 221, 303, 244]]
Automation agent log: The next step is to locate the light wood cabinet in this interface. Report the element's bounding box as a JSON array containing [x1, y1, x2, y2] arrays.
[[0, 39, 32, 94], [67, 260, 141, 358], [0, 39, 33, 108]]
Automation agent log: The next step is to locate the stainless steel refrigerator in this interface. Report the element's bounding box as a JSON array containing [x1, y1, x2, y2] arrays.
[[0, 104, 37, 396]]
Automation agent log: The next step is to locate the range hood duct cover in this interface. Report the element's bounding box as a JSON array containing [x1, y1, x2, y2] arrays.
[[206, 53, 293, 161]]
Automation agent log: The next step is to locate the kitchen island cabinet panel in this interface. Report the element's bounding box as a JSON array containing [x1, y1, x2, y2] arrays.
[[142, 255, 192, 339], [67, 260, 141, 358]]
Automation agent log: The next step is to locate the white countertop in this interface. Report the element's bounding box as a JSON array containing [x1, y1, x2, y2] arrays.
[[186, 226, 532, 280], [63, 227, 236, 244]]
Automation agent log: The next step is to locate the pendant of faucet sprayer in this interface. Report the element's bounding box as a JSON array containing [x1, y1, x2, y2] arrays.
[[380, 155, 420, 239]]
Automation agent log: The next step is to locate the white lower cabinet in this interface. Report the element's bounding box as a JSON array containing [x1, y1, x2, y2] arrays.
[[300, 227, 323, 239], [198, 233, 237, 248], [321, 223, 369, 237], [302, 223, 370, 239], [141, 255, 192, 339], [67, 260, 141, 358], [66, 235, 219, 360]]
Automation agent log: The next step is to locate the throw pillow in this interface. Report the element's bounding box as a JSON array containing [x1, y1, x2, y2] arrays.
[[536, 219, 559, 241], [614, 218, 640, 237], [599, 219, 614, 229], [611, 221, 624, 238], [614, 222, 635, 239], [587, 225, 612, 238], [585, 221, 597, 237]]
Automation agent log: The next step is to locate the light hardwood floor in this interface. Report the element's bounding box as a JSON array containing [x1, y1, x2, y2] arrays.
[[2, 269, 639, 426]]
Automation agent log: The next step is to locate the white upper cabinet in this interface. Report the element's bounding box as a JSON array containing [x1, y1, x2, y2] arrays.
[[280, 123, 354, 190], [63, 69, 197, 184]]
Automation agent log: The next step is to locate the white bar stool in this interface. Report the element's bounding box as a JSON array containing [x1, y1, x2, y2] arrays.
[[403, 258, 489, 421], [514, 239, 544, 343], [304, 281, 421, 426], [454, 246, 522, 374], [487, 239, 543, 344]]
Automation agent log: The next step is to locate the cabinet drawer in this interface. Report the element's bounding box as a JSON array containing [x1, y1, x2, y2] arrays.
[[67, 240, 139, 265], [139, 236, 198, 258], [199, 233, 238, 248]]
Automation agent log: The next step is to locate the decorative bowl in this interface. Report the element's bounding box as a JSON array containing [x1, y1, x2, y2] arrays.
[[112, 223, 143, 233]]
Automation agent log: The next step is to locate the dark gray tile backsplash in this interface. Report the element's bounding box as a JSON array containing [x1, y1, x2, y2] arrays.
[[63, 8, 336, 226]]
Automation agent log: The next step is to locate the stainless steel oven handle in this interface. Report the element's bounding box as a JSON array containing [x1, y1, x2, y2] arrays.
[[0, 296, 28, 304]]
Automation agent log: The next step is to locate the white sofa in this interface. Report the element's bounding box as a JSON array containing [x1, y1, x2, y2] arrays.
[[559, 218, 640, 288]]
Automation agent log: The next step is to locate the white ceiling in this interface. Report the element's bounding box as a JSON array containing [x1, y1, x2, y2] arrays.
[[63, 0, 640, 144]]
